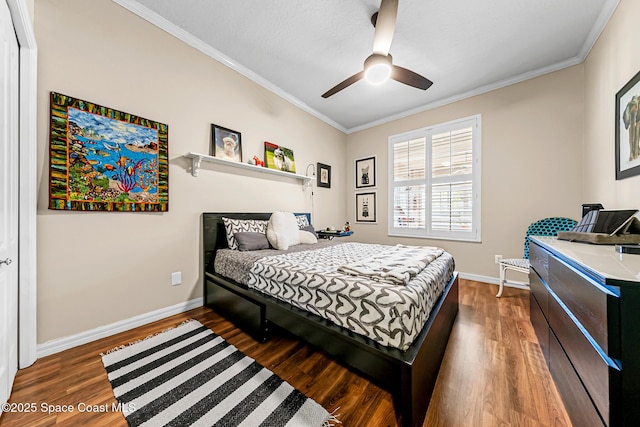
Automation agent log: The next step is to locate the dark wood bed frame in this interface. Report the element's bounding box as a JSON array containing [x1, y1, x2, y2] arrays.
[[202, 213, 459, 427]]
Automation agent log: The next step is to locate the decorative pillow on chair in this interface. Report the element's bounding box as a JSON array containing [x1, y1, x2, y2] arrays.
[[222, 217, 268, 250]]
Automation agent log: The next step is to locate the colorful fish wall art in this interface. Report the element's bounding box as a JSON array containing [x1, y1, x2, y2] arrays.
[[49, 92, 169, 211]]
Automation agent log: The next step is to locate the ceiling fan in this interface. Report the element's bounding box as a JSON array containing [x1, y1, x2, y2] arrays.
[[321, 0, 433, 98]]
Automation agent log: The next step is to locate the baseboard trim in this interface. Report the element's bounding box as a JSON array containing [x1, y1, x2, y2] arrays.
[[458, 272, 529, 289], [35, 272, 525, 358], [36, 297, 203, 358]]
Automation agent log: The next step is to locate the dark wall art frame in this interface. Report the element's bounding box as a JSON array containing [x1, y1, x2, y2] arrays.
[[49, 92, 168, 212], [317, 162, 331, 188], [616, 70, 640, 180], [355, 156, 376, 189], [211, 124, 242, 162], [356, 192, 377, 223]]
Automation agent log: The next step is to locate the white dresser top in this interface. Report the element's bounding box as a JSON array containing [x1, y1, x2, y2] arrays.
[[531, 236, 640, 285]]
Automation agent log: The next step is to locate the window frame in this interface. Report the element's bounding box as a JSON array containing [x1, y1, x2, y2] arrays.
[[387, 114, 482, 242]]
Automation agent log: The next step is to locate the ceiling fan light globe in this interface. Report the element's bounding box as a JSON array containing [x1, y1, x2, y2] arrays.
[[364, 54, 392, 85], [365, 63, 391, 85]]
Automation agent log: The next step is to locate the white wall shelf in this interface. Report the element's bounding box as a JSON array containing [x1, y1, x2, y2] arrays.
[[184, 152, 312, 184]]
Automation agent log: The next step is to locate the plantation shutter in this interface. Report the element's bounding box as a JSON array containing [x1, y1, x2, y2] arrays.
[[392, 137, 426, 229], [431, 127, 473, 233], [388, 115, 481, 241]]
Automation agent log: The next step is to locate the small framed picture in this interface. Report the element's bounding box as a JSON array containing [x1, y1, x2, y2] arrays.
[[355, 156, 376, 189], [616, 70, 640, 180], [211, 124, 242, 162], [317, 162, 331, 188], [264, 141, 296, 173], [356, 192, 376, 223]]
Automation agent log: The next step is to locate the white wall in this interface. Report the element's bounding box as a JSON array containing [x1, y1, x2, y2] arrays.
[[35, 0, 347, 343]]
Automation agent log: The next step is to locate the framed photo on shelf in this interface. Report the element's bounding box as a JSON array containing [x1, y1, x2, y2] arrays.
[[211, 124, 242, 162], [616, 70, 640, 180], [355, 156, 376, 189], [264, 141, 296, 173], [355, 192, 376, 223], [317, 162, 331, 188]]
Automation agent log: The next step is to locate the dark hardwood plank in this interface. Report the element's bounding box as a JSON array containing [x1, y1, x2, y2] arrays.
[[0, 280, 571, 427]]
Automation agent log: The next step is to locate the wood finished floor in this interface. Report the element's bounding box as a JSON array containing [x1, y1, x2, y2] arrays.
[[0, 280, 571, 427]]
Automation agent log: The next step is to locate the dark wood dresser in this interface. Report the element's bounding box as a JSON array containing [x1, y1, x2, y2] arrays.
[[529, 236, 640, 426]]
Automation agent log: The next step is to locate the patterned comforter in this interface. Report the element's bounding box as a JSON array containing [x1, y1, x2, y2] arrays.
[[214, 242, 455, 351]]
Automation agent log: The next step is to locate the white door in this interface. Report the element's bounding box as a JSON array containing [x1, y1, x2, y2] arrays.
[[0, 0, 19, 411]]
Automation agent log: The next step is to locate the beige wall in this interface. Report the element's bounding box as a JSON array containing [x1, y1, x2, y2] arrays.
[[34, 0, 633, 344], [584, 0, 639, 206], [346, 66, 584, 278], [35, 0, 347, 343]]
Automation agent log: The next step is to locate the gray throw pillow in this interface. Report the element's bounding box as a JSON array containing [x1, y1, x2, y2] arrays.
[[222, 217, 268, 250], [234, 232, 270, 251], [301, 225, 317, 237]]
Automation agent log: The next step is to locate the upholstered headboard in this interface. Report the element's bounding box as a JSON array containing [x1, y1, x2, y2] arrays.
[[202, 212, 311, 274]]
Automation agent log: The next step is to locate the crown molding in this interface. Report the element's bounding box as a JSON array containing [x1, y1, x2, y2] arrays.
[[578, 0, 620, 60], [113, 0, 619, 135], [346, 55, 584, 134], [111, 0, 348, 134]]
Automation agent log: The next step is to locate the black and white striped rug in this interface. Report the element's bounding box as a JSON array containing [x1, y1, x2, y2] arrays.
[[101, 319, 337, 427]]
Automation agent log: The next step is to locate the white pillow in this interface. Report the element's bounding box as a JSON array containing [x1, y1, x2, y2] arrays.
[[299, 230, 318, 244], [267, 211, 302, 250]]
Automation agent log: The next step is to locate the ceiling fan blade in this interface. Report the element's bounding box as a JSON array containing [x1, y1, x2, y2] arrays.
[[372, 0, 398, 56], [391, 65, 433, 90], [322, 71, 365, 98]]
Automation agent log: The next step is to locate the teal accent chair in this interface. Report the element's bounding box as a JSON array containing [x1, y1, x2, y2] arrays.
[[497, 217, 577, 297]]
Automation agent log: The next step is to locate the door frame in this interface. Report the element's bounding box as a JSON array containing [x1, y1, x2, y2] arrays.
[[7, 0, 37, 368]]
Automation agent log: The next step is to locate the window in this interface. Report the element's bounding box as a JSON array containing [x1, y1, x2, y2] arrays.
[[388, 115, 481, 241]]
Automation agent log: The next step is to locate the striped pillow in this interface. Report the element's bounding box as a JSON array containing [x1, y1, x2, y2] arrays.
[[222, 218, 268, 250], [295, 214, 310, 228]]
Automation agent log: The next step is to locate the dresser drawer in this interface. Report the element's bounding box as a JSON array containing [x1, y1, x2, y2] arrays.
[[529, 241, 549, 284], [548, 293, 617, 423], [530, 268, 548, 319], [549, 256, 619, 356], [530, 289, 549, 362], [549, 331, 605, 427]]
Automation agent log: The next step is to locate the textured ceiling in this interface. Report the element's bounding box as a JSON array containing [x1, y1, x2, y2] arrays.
[[114, 0, 619, 132]]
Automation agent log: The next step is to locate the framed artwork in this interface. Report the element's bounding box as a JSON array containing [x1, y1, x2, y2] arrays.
[[317, 162, 331, 188], [616, 70, 640, 180], [265, 141, 296, 173], [355, 156, 376, 188], [48, 92, 168, 212], [211, 124, 242, 162], [356, 192, 377, 223]]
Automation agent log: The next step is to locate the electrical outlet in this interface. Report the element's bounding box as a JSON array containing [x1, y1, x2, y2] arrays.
[[171, 271, 182, 286], [494, 255, 503, 264]]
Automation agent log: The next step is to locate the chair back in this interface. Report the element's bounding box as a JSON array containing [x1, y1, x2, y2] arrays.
[[523, 217, 577, 259]]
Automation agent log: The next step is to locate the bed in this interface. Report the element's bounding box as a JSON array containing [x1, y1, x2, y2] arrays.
[[202, 212, 459, 427]]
